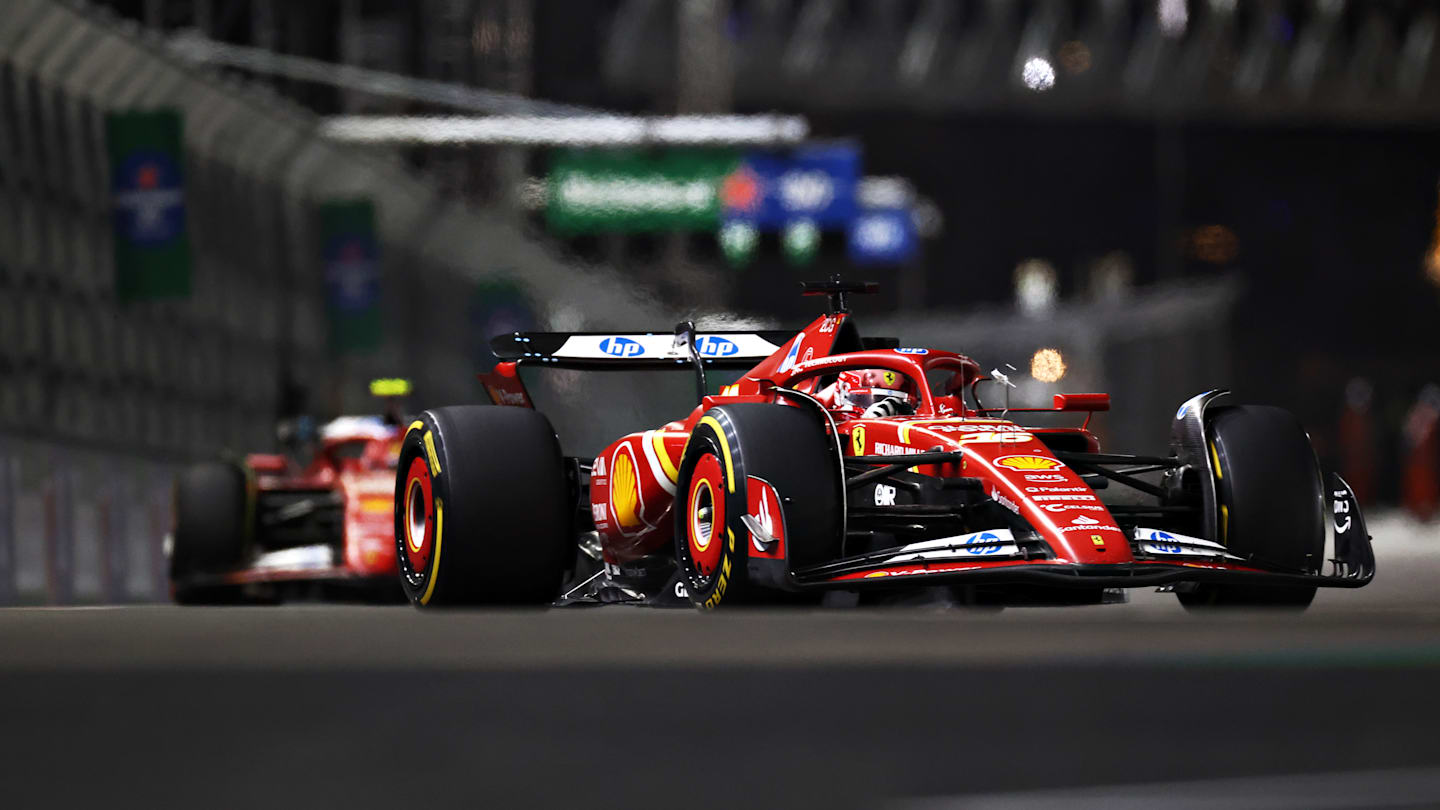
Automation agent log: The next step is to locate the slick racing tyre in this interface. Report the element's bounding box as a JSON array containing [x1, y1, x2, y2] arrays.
[[395, 406, 571, 607], [1178, 405, 1323, 610], [674, 404, 841, 609], [170, 461, 248, 605]]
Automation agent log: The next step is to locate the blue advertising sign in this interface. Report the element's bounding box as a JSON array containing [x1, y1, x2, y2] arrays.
[[322, 232, 381, 313], [113, 149, 186, 246], [847, 208, 918, 265], [720, 143, 860, 229], [106, 109, 191, 300], [319, 200, 381, 353]]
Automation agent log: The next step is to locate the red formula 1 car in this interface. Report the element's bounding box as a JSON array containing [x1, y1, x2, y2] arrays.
[[170, 409, 405, 604], [395, 280, 1373, 611]]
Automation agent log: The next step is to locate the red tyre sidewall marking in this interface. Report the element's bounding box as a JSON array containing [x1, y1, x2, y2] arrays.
[[403, 456, 434, 576], [687, 453, 725, 580]]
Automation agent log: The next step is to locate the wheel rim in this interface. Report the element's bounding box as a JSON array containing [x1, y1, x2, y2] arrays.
[[401, 456, 434, 581], [685, 452, 725, 582]]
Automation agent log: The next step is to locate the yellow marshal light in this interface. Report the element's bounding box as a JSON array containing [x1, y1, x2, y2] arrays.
[[370, 378, 413, 397], [1030, 348, 1067, 383]]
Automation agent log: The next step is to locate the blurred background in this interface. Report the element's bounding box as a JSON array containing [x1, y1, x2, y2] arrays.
[[1, 0, 1439, 603]]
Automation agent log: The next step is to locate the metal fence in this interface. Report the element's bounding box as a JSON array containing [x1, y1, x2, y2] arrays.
[[0, 0, 665, 603]]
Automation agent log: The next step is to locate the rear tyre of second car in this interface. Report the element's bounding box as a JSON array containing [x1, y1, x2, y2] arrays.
[[170, 461, 248, 605], [395, 406, 573, 607]]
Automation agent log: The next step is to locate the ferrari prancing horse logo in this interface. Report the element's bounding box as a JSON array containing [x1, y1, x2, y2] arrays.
[[851, 425, 866, 455]]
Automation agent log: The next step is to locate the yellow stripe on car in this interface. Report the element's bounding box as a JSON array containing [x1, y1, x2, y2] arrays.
[[698, 416, 735, 492], [651, 431, 680, 484]]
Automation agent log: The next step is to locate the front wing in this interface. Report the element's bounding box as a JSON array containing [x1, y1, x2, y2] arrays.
[[792, 473, 1375, 591]]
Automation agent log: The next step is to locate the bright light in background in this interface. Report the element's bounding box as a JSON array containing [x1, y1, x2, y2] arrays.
[[1021, 57, 1056, 92], [719, 221, 758, 267], [1015, 259, 1058, 316], [1031, 349, 1068, 383], [1158, 0, 1188, 37]]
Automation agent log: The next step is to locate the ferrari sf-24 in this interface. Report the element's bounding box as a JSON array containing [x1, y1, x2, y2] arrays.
[[395, 280, 1373, 611]]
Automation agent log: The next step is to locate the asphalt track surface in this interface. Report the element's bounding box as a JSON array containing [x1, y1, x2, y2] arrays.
[[2, 516, 1438, 809]]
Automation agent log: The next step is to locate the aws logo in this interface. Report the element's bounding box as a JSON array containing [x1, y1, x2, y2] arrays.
[[994, 455, 1064, 471]]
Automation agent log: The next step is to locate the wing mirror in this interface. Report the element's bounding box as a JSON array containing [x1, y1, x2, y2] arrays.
[[1053, 393, 1110, 412]]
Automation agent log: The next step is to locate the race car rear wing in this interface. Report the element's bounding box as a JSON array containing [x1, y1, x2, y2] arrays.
[[482, 323, 793, 408], [490, 327, 793, 370]]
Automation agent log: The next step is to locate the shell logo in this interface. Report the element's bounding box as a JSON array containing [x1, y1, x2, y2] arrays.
[[851, 425, 866, 456], [994, 455, 1064, 471], [611, 448, 643, 530]]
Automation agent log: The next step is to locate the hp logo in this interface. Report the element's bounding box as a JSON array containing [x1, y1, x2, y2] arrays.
[[695, 336, 739, 357], [965, 531, 1002, 556], [600, 337, 643, 357], [1150, 531, 1183, 554]]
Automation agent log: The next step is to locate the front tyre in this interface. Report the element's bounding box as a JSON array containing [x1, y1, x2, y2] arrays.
[[1178, 405, 1323, 610], [674, 405, 842, 609], [395, 406, 572, 607]]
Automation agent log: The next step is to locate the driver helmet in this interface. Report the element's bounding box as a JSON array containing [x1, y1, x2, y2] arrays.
[[833, 369, 913, 412]]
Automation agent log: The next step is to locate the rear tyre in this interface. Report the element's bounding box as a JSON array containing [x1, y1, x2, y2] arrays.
[[674, 405, 841, 609], [170, 462, 247, 604], [1177, 405, 1323, 611], [395, 406, 572, 607]]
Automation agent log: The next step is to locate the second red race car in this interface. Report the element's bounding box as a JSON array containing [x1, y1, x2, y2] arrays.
[[395, 280, 1374, 611], [169, 381, 411, 603]]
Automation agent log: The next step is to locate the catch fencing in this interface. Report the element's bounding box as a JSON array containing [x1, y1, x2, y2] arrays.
[[0, 0, 662, 603]]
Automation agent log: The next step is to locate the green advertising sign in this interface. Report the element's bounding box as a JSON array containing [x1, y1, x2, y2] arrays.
[[319, 200, 382, 354], [546, 149, 740, 234], [106, 109, 192, 301]]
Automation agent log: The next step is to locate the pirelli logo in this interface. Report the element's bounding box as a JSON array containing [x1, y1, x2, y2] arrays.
[[424, 430, 441, 476]]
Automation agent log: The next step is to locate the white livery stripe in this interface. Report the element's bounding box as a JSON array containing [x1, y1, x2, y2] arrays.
[[553, 334, 781, 361], [639, 430, 677, 495], [1133, 527, 1237, 558], [884, 529, 1022, 563]]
